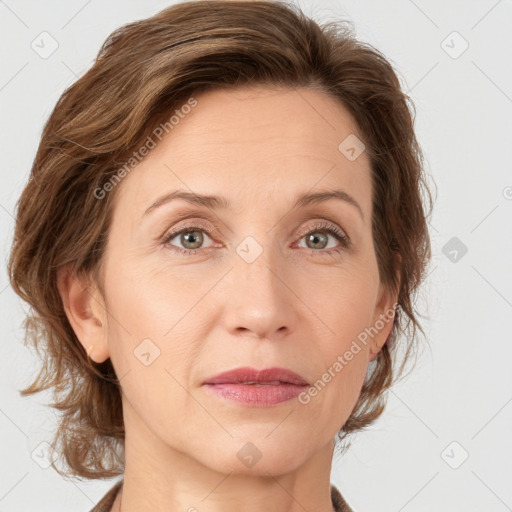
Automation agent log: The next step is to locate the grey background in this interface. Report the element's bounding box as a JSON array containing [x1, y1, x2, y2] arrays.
[[1, 1, 511, 511]]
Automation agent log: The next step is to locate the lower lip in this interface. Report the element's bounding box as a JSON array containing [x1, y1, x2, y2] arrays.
[[203, 383, 307, 406]]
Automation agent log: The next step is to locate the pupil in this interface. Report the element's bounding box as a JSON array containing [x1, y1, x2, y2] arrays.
[[182, 231, 202, 249], [308, 232, 327, 249]]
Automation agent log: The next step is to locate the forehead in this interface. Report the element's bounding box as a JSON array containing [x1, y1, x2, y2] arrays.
[[112, 85, 373, 219]]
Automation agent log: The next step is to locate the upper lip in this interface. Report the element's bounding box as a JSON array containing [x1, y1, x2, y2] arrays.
[[203, 366, 309, 386]]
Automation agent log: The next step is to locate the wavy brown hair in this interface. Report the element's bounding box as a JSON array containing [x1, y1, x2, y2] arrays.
[[8, 0, 433, 479]]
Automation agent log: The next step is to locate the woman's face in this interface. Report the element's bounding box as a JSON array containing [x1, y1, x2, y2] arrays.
[[86, 86, 397, 475]]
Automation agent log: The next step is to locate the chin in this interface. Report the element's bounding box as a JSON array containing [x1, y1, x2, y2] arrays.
[[193, 430, 317, 476]]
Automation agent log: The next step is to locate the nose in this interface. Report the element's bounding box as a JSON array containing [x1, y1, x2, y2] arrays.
[[220, 243, 299, 340]]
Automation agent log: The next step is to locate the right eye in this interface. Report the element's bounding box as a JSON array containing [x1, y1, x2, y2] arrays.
[[162, 225, 216, 255]]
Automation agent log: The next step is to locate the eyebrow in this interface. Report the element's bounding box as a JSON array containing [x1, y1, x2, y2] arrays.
[[144, 189, 364, 220]]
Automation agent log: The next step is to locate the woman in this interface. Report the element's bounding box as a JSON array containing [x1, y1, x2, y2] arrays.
[[8, 1, 433, 511]]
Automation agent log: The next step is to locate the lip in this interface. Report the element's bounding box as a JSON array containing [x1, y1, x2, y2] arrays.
[[202, 367, 309, 407], [202, 366, 309, 386]]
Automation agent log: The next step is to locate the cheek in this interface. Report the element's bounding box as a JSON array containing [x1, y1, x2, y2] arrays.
[[303, 291, 375, 425], [298, 350, 368, 438], [105, 255, 199, 335], [102, 262, 204, 390], [315, 335, 370, 412], [295, 251, 378, 324]]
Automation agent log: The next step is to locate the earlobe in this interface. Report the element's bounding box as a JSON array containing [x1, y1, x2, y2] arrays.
[[368, 281, 399, 362], [368, 331, 391, 361], [368, 317, 394, 362], [56, 265, 110, 363]]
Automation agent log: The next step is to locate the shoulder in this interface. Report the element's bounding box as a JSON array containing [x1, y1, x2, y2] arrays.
[[331, 483, 356, 512], [89, 479, 123, 512]]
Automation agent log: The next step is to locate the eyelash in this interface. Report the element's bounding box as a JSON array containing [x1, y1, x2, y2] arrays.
[[162, 221, 351, 256]]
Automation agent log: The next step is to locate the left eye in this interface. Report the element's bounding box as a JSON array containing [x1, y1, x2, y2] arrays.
[[296, 228, 345, 251], [163, 228, 214, 253]]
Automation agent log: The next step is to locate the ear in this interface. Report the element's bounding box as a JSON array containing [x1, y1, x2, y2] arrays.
[[368, 256, 401, 362], [56, 265, 110, 363]]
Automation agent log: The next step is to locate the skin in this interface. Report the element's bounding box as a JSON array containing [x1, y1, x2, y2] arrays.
[[58, 85, 398, 512]]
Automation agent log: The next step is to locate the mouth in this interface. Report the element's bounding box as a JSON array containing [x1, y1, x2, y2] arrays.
[[202, 367, 309, 407]]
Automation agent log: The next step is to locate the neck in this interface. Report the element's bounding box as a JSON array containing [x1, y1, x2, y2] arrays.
[[116, 405, 337, 512]]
